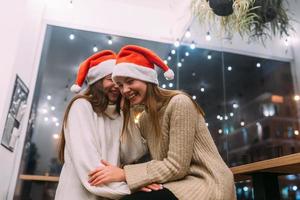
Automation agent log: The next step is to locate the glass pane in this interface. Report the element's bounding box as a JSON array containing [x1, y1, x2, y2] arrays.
[[222, 52, 298, 167]]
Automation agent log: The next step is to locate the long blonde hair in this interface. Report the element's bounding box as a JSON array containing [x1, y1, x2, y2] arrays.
[[122, 83, 204, 140], [58, 80, 121, 163]]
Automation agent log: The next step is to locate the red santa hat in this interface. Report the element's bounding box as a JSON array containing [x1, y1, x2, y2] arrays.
[[70, 50, 117, 93], [112, 45, 174, 84]]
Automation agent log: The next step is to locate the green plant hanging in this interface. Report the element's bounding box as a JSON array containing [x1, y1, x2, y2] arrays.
[[191, 0, 292, 42]]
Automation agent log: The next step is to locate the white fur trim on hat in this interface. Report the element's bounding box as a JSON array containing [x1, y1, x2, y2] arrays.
[[112, 62, 158, 84], [70, 84, 82, 93], [87, 59, 116, 85]]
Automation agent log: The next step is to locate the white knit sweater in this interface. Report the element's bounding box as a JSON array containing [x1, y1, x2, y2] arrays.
[[55, 99, 130, 200]]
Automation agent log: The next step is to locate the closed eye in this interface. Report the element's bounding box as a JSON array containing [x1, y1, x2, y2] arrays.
[[126, 79, 134, 84]]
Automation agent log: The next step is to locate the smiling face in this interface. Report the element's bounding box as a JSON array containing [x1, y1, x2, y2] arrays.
[[102, 74, 120, 104], [115, 77, 147, 105]]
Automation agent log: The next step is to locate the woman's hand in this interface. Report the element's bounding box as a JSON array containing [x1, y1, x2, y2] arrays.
[[140, 183, 163, 192], [88, 160, 125, 186]]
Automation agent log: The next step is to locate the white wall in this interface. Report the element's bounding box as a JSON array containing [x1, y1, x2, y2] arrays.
[[0, 0, 46, 199], [0, 0, 299, 199]]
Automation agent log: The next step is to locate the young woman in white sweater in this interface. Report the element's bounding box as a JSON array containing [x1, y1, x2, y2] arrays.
[[88, 45, 236, 200], [55, 50, 131, 200]]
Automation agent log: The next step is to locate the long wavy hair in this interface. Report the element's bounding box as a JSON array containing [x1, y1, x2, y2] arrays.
[[58, 79, 121, 163], [122, 83, 204, 141]]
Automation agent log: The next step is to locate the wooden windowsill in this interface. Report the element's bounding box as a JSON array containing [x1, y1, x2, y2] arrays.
[[19, 174, 59, 182], [19, 153, 300, 183], [230, 153, 300, 181]]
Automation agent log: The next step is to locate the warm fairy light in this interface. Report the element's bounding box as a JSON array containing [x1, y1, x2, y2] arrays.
[[134, 113, 142, 124], [53, 134, 60, 140]]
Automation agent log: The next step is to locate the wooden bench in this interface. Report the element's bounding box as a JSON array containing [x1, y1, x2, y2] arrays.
[[230, 152, 300, 200]]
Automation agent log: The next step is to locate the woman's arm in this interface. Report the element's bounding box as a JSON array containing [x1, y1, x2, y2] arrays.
[[123, 95, 197, 191], [65, 99, 130, 198]]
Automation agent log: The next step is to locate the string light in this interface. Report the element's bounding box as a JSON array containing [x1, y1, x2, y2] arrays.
[[134, 113, 142, 124], [206, 32, 211, 41], [177, 62, 182, 67], [53, 134, 60, 139], [233, 103, 239, 109], [174, 39, 180, 48], [256, 62, 261, 68], [227, 66, 232, 71], [93, 46, 98, 52], [185, 52, 190, 57], [108, 37, 113, 45], [171, 49, 176, 55], [240, 121, 245, 126], [292, 185, 298, 191], [69, 34, 75, 40], [190, 41, 196, 50], [185, 29, 191, 38]]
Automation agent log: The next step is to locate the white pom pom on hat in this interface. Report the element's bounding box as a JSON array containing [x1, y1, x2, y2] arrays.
[[70, 84, 82, 93], [112, 45, 175, 85], [164, 69, 175, 80]]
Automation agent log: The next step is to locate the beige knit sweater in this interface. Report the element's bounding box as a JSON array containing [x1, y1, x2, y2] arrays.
[[123, 94, 236, 200]]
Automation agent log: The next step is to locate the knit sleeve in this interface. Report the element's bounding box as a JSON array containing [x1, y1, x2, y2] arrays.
[[64, 99, 130, 198], [123, 95, 197, 191]]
